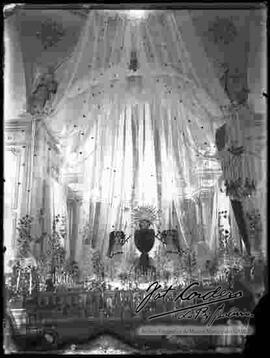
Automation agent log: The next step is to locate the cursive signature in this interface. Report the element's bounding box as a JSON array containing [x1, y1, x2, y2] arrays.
[[135, 281, 243, 320], [173, 303, 253, 326], [205, 303, 254, 326]]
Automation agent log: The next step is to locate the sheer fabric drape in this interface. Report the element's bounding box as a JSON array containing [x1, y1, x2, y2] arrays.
[[35, 10, 235, 259]]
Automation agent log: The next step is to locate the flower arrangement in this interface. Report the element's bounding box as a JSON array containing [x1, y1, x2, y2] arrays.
[[118, 272, 129, 288], [8, 216, 40, 298], [91, 250, 105, 281], [64, 259, 80, 282], [45, 216, 66, 279], [16, 215, 33, 258], [8, 213, 68, 295]]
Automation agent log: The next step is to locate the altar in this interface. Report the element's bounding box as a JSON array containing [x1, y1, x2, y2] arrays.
[[4, 5, 267, 355]]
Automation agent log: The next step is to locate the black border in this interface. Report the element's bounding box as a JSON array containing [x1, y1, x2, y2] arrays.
[[2, 1, 269, 356]]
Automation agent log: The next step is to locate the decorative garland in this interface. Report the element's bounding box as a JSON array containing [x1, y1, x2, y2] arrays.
[[46, 215, 66, 276], [16, 215, 33, 259], [91, 250, 105, 281], [8, 213, 69, 297], [29, 69, 58, 116]]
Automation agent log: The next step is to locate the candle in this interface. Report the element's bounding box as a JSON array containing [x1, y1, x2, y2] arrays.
[[29, 268, 32, 295], [16, 269, 21, 291]]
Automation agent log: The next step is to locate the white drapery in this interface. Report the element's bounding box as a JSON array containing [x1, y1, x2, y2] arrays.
[[45, 10, 229, 142], [36, 10, 235, 259]]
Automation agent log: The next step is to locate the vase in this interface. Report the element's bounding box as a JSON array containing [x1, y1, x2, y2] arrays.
[[134, 229, 155, 273]]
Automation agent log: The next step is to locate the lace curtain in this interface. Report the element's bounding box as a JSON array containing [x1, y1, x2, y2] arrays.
[[45, 10, 229, 143], [32, 10, 234, 259]]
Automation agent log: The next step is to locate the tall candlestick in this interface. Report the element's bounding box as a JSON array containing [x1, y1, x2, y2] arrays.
[[16, 269, 21, 291], [29, 268, 32, 295]]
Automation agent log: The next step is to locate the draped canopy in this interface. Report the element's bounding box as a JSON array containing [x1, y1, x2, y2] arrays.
[[35, 10, 234, 258], [46, 10, 230, 143]]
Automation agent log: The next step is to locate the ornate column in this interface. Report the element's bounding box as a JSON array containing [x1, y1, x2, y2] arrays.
[[199, 194, 207, 242], [74, 199, 83, 262], [4, 115, 33, 261], [66, 186, 83, 261], [67, 198, 76, 260]]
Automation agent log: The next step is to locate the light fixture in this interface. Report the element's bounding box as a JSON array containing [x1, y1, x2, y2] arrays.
[[104, 9, 150, 20], [116, 10, 150, 20], [128, 10, 148, 19]]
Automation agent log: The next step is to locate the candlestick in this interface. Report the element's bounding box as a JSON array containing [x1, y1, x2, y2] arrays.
[[16, 269, 21, 291], [29, 268, 32, 295]]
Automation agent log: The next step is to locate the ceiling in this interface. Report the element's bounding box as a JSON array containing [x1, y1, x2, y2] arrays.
[[14, 8, 255, 75], [4, 6, 266, 118], [17, 9, 84, 70]]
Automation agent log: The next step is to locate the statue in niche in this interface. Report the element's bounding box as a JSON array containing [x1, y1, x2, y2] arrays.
[[29, 68, 58, 115], [220, 65, 249, 105], [215, 124, 251, 256]]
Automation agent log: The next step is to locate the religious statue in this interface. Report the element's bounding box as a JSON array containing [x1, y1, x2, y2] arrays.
[[215, 121, 253, 256], [29, 67, 57, 115]]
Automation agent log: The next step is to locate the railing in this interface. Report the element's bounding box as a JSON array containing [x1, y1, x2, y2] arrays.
[[7, 286, 248, 351], [9, 284, 230, 325]]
